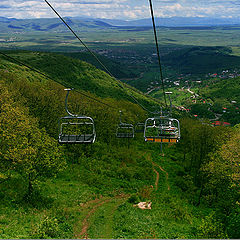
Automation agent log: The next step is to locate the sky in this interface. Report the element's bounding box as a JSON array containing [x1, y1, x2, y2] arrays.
[[1, 0, 240, 20]]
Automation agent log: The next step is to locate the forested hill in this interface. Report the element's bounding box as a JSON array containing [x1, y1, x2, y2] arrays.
[[0, 50, 152, 138], [1, 51, 158, 108], [0, 50, 239, 239]]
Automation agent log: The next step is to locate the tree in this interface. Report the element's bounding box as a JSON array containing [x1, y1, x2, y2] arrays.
[[0, 82, 66, 196], [202, 128, 240, 208], [178, 118, 232, 205]]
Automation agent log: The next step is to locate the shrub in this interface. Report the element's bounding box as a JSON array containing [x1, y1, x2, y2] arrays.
[[197, 212, 228, 238], [128, 194, 140, 204], [226, 208, 240, 239], [32, 216, 61, 239]]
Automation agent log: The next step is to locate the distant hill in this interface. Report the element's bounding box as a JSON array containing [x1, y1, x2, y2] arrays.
[[0, 17, 116, 33], [101, 17, 240, 27], [162, 46, 240, 74], [1, 16, 240, 32]]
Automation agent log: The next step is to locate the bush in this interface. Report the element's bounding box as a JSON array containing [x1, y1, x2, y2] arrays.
[[226, 208, 240, 239], [32, 216, 61, 239], [128, 194, 140, 204], [197, 212, 228, 238]]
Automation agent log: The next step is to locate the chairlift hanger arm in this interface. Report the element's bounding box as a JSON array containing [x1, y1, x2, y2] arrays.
[[165, 92, 173, 116], [64, 88, 77, 117], [119, 110, 122, 124]]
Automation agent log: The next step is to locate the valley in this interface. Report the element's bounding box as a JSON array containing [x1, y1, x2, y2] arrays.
[[0, 15, 239, 239]]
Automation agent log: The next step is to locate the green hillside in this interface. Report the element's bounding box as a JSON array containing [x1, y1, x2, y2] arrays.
[[62, 51, 138, 79], [1, 50, 158, 107], [163, 46, 240, 74], [0, 51, 239, 239], [200, 77, 240, 124], [201, 77, 240, 104]]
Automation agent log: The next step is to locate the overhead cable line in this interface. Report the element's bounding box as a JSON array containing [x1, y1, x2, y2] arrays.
[[44, 0, 115, 79], [44, 0, 159, 114], [0, 51, 118, 110], [148, 0, 167, 108]]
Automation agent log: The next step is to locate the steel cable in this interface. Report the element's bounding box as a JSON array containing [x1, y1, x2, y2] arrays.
[[149, 0, 167, 108], [44, 0, 160, 114]]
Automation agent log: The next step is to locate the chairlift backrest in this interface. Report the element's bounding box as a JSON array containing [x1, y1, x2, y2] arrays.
[[116, 122, 134, 138]]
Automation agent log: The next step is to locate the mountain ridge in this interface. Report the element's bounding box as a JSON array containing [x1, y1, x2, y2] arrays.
[[1, 16, 240, 32]]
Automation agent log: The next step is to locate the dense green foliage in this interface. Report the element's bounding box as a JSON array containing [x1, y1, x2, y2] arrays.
[[163, 46, 240, 74], [200, 77, 240, 124], [63, 52, 138, 79], [0, 51, 239, 239], [0, 79, 65, 197]]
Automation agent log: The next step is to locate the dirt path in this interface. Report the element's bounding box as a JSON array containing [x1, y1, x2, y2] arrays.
[[152, 161, 170, 191], [153, 168, 159, 191], [75, 199, 111, 239], [145, 153, 170, 191], [74, 195, 128, 239], [74, 153, 170, 239]]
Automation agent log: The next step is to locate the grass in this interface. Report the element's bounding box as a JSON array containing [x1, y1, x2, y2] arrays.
[[150, 87, 193, 106], [0, 144, 211, 239], [112, 201, 199, 239], [86, 197, 127, 239], [0, 45, 237, 239]]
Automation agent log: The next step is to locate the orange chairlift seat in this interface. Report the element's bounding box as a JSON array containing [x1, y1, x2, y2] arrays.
[[58, 89, 96, 144]]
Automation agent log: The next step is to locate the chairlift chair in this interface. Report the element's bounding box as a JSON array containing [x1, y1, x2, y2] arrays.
[[116, 111, 134, 138], [144, 116, 180, 143], [58, 89, 96, 144], [135, 122, 145, 133], [144, 92, 180, 143]]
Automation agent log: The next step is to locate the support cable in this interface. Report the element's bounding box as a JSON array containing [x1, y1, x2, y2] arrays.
[[148, 0, 167, 108], [44, 0, 115, 79], [44, 0, 159, 114]]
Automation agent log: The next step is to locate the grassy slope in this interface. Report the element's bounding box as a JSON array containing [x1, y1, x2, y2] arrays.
[[150, 87, 192, 107], [0, 145, 210, 239], [0, 51, 214, 239], [62, 51, 138, 79], [200, 77, 240, 124]]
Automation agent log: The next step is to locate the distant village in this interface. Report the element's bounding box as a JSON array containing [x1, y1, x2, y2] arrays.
[[145, 69, 240, 94]]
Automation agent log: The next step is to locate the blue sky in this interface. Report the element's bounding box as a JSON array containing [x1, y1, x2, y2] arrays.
[[0, 0, 240, 19]]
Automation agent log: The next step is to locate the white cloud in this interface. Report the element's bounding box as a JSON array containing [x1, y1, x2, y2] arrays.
[[0, 0, 240, 19]]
